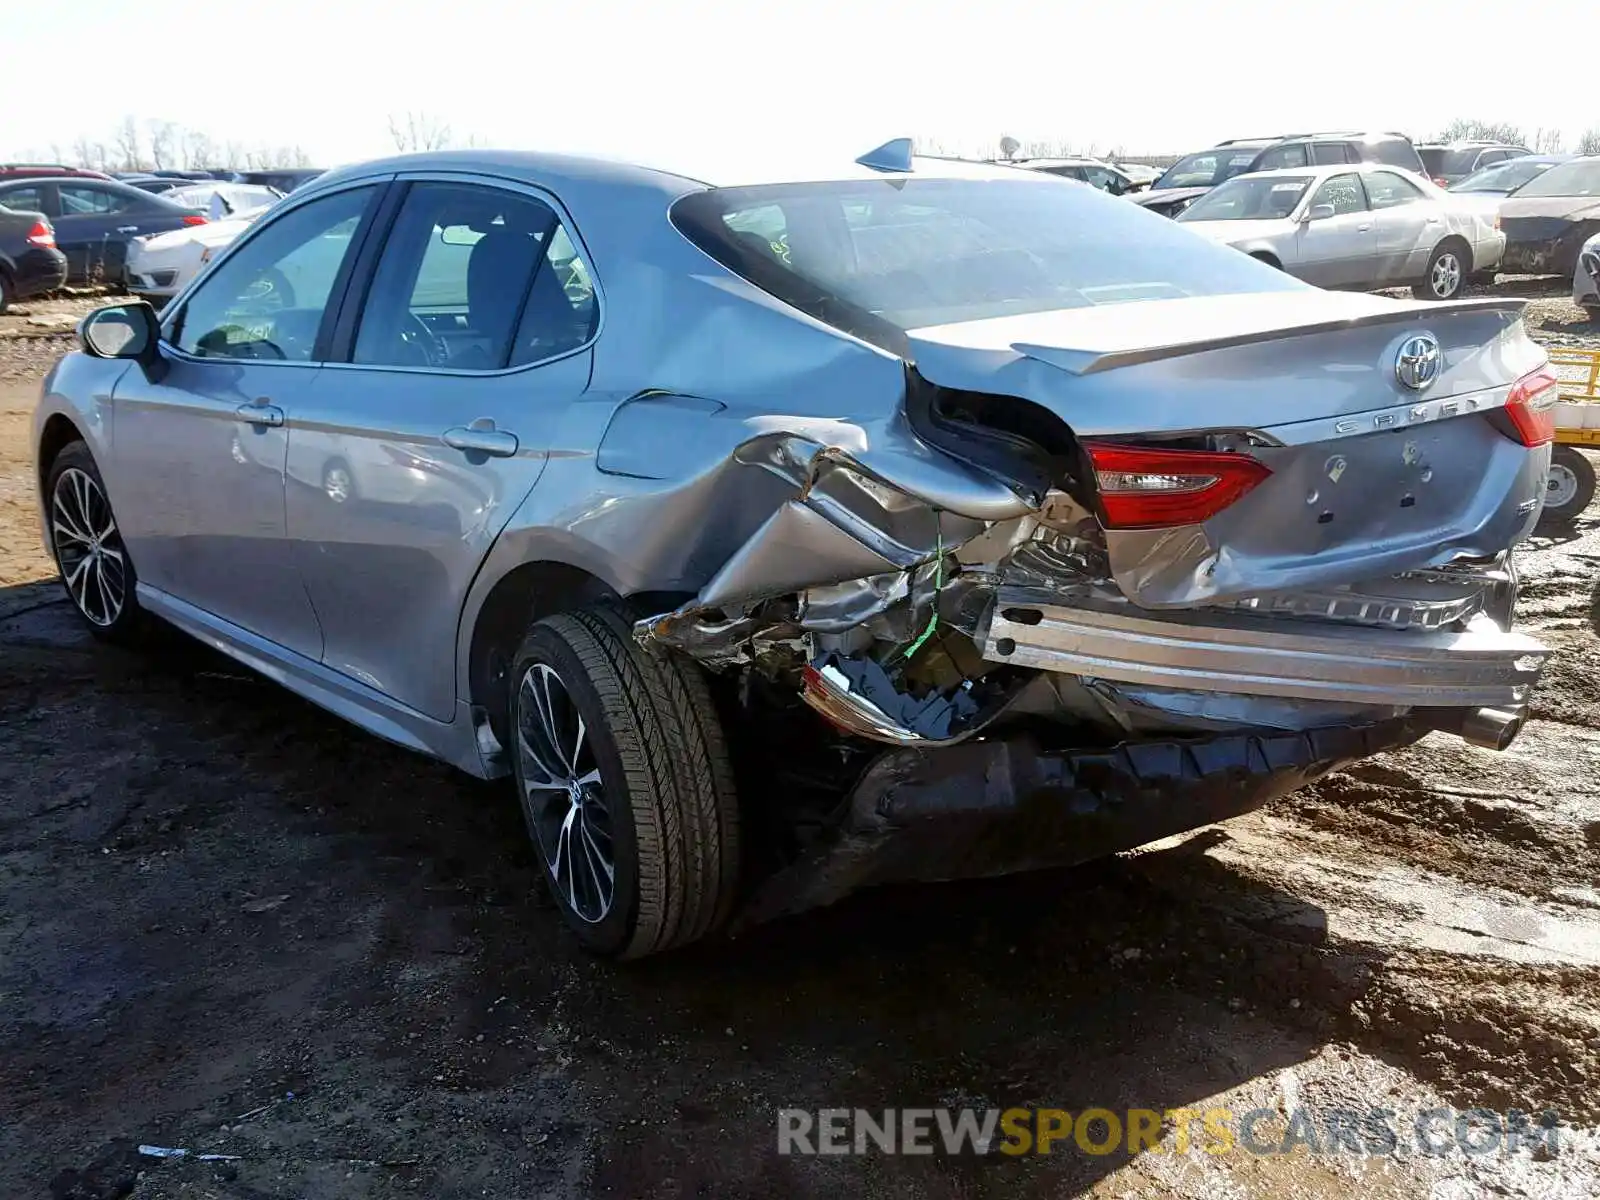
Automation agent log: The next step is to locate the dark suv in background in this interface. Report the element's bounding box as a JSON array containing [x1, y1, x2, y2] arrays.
[[1136, 132, 1428, 217], [1416, 141, 1533, 188]]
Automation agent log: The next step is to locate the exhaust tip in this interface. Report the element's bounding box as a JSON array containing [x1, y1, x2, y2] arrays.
[[1457, 706, 1527, 752]]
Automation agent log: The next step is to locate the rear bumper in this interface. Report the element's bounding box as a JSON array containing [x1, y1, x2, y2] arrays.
[[735, 716, 1422, 926], [981, 591, 1546, 708], [9, 247, 68, 299]]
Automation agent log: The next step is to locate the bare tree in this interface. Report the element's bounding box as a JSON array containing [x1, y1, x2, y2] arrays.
[[1436, 118, 1524, 145], [997, 135, 1021, 161], [388, 111, 452, 152], [147, 120, 177, 170], [222, 140, 246, 170], [1528, 127, 1565, 153], [1579, 127, 1600, 156], [185, 129, 217, 170], [113, 115, 144, 170], [70, 135, 96, 168]]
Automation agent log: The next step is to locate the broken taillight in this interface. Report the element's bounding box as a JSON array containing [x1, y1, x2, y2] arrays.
[[1086, 442, 1272, 529], [25, 219, 55, 248], [1501, 365, 1560, 446]]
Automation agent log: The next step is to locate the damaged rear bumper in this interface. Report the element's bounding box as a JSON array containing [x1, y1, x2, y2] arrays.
[[982, 589, 1545, 709], [736, 716, 1423, 927]]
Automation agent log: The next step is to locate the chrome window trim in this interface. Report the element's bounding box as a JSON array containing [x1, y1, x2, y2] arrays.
[[327, 169, 605, 380]]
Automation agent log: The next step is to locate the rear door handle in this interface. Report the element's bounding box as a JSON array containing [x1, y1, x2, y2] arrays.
[[116, 225, 139, 234], [443, 426, 519, 457], [236, 403, 284, 427]]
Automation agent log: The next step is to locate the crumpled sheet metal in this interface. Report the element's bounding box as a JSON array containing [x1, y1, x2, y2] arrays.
[[731, 716, 1424, 929]]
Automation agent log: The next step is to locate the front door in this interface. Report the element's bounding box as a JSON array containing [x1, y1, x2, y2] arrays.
[[1294, 172, 1375, 287], [111, 182, 380, 658], [284, 177, 600, 721]]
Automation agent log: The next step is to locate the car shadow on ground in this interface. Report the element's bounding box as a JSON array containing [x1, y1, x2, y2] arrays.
[[0, 578, 1383, 1198]]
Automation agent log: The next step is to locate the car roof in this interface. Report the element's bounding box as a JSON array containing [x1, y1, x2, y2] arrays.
[[304, 145, 1047, 198], [1220, 162, 1428, 183], [1419, 140, 1526, 148]]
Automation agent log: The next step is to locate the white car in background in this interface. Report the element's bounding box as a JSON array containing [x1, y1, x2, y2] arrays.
[[124, 185, 282, 305], [1177, 162, 1503, 300]]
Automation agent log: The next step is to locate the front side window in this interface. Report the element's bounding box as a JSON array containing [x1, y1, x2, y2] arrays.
[[1362, 171, 1425, 210], [672, 177, 1302, 344], [1309, 173, 1366, 215], [352, 182, 597, 371], [173, 185, 373, 361], [1255, 144, 1310, 171], [57, 186, 129, 215]]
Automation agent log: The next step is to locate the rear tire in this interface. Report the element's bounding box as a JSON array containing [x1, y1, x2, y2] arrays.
[[1413, 241, 1468, 300], [1538, 445, 1596, 530], [44, 441, 145, 643], [0, 270, 13, 314], [507, 605, 740, 958]]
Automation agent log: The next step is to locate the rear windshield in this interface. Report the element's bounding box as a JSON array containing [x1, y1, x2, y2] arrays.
[[1452, 159, 1554, 194], [1153, 149, 1262, 189], [1512, 159, 1600, 198], [1419, 148, 1480, 175], [670, 177, 1301, 343], [1179, 175, 1313, 221]]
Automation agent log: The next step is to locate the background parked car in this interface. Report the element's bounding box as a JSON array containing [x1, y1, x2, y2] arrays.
[[115, 173, 189, 194], [1417, 141, 1533, 187], [1006, 157, 1149, 194], [0, 203, 68, 312], [0, 177, 206, 285], [1176, 162, 1502, 299], [125, 202, 280, 305], [0, 163, 114, 183], [162, 182, 282, 221], [1136, 131, 1427, 218], [228, 168, 324, 193], [1496, 156, 1600, 276]]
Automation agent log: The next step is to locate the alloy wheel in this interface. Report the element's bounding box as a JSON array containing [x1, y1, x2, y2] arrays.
[[515, 662, 615, 923], [50, 466, 127, 627], [1431, 252, 1462, 298]]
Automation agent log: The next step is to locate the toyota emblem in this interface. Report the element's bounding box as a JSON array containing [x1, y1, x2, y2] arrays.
[[1395, 333, 1442, 391]]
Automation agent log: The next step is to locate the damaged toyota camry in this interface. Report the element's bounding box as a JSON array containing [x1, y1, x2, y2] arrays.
[[32, 142, 1557, 957]]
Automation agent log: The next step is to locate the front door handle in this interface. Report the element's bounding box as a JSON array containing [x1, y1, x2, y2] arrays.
[[442, 425, 519, 457], [236, 402, 284, 427], [116, 225, 139, 234]]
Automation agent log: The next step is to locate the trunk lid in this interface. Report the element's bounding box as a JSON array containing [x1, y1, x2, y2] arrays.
[[907, 291, 1550, 607]]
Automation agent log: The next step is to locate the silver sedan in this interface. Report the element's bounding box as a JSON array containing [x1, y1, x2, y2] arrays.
[[1177, 163, 1504, 300], [32, 144, 1554, 956]]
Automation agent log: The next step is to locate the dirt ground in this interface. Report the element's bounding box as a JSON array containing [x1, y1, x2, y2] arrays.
[[2, 288, 1599, 1199]]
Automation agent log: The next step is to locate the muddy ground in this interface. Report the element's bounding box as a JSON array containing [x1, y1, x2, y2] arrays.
[[2, 289, 1599, 1199]]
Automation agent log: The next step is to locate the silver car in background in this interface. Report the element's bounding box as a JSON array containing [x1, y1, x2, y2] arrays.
[[33, 144, 1555, 957], [1577, 230, 1600, 314], [1178, 163, 1503, 300]]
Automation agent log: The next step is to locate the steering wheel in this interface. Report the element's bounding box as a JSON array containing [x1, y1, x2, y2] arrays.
[[397, 312, 446, 366]]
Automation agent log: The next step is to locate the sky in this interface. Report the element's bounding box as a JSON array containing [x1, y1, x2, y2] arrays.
[[7, 0, 1595, 169]]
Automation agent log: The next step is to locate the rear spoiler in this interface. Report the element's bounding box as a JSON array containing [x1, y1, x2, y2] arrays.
[[1014, 297, 1529, 377]]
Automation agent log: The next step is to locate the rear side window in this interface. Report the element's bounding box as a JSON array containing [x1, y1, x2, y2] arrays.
[[352, 182, 596, 371], [1368, 139, 1426, 172], [1311, 143, 1354, 165], [0, 185, 46, 213], [671, 177, 1303, 347], [1255, 143, 1309, 170], [1362, 171, 1426, 210]]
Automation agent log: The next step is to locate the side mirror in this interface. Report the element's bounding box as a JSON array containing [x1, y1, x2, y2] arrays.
[[1303, 203, 1337, 223], [78, 301, 166, 381]]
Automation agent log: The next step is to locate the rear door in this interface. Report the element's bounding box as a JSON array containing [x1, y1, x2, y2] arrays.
[[1294, 172, 1375, 286], [1361, 170, 1439, 282], [283, 175, 599, 720]]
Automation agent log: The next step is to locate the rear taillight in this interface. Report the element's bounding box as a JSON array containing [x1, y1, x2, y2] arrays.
[[25, 219, 55, 248], [1502, 365, 1560, 446], [1432, 176, 1449, 187], [182, 214, 208, 226], [1086, 442, 1272, 529]]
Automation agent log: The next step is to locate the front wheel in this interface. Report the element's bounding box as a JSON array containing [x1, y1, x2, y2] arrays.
[[45, 441, 144, 642], [1538, 445, 1597, 530], [1413, 242, 1468, 300], [508, 606, 740, 958]]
